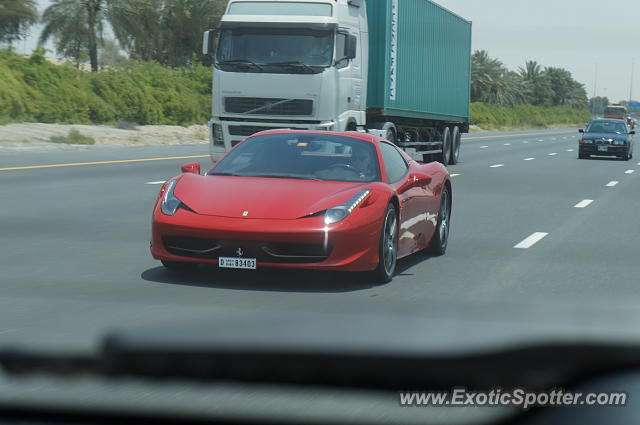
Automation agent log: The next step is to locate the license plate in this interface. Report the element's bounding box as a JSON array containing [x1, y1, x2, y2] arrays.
[[598, 146, 608, 152], [219, 257, 257, 270]]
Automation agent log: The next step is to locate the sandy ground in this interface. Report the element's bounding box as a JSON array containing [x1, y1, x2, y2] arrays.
[[0, 123, 209, 152]]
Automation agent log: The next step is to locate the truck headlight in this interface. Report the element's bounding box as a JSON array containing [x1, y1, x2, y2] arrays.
[[212, 124, 224, 146], [324, 190, 371, 225]]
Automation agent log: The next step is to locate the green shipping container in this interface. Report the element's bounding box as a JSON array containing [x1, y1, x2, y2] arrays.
[[366, 0, 472, 124]]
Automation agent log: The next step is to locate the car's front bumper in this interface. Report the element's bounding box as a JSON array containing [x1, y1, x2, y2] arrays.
[[580, 145, 629, 156], [150, 208, 382, 272]]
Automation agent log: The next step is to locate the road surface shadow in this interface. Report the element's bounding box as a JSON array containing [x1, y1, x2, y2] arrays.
[[141, 265, 380, 293], [141, 253, 433, 293]]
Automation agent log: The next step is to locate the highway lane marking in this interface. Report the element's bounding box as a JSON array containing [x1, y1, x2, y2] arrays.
[[549, 153, 558, 156], [490, 164, 504, 168], [0, 155, 210, 172], [480, 145, 489, 149], [147, 181, 166, 185], [538, 139, 544, 142], [504, 143, 511, 146], [514, 232, 549, 249], [552, 138, 557, 141], [606, 181, 619, 187], [625, 170, 635, 174], [574, 199, 594, 208], [524, 158, 535, 161], [463, 131, 571, 141], [567, 149, 574, 152], [450, 173, 462, 177], [523, 141, 529, 143]]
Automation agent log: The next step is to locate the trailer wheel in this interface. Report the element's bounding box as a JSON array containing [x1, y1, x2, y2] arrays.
[[449, 126, 461, 165], [438, 127, 451, 165]]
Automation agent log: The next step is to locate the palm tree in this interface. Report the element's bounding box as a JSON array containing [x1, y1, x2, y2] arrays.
[[40, 0, 107, 72], [0, 0, 38, 44], [471, 50, 527, 106]]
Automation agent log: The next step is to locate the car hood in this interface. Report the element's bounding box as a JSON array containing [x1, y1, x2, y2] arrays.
[[583, 132, 629, 141], [174, 174, 369, 220]]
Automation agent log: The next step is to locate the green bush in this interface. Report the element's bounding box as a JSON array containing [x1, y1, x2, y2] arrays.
[[0, 50, 212, 125], [49, 129, 96, 145], [471, 102, 590, 129]]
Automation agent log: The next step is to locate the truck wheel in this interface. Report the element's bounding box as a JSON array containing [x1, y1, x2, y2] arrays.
[[438, 127, 451, 165], [449, 126, 461, 165], [385, 128, 397, 143]]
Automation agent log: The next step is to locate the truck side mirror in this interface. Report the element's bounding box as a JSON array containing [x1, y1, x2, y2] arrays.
[[345, 35, 357, 60], [202, 30, 216, 67]]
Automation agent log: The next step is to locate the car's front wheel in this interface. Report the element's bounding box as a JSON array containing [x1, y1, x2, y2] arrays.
[[161, 260, 199, 271], [370, 204, 399, 283]]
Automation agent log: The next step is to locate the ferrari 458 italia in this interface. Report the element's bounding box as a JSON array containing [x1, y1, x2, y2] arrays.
[[151, 130, 452, 282]]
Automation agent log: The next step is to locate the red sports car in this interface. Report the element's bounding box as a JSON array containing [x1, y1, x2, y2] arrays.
[[151, 130, 451, 282]]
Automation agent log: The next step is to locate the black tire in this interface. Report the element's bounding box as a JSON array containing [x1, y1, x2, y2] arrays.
[[427, 184, 451, 256], [370, 204, 399, 284], [621, 149, 630, 161], [449, 126, 461, 165], [438, 127, 451, 165], [161, 260, 198, 271], [578, 150, 588, 159]]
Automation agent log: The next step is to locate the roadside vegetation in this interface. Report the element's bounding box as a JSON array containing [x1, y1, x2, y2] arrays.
[[50, 129, 96, 145], [0, 1, 616, 130]]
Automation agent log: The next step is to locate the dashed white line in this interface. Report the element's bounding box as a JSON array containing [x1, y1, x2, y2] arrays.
[[480, 145, 489, 149], [450, 173, 462, 177], [524, 157, 535, 161], [552, 138, 557, 141], [514, 232, 549, 249], [567, 149, 574, 152], [625, 170, 635, 174], [538, 139, 544, 142], [574, 199, 594, 208], [504, 143, 511, 146], [147, 181, 166, 185], [490, 164, 504, 168], [523, 141, 529, 144], [548, 153, 558, 156], [606, 181, 619, 187]]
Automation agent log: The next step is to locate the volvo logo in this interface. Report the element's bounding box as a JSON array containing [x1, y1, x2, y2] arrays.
[[236, 248, 244, 257]]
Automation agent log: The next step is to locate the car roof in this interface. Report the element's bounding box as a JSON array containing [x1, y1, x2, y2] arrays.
[[589, 118, 627, 123]]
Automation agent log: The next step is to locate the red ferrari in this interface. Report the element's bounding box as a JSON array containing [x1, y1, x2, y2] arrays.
[[151, 130, 451, 282]]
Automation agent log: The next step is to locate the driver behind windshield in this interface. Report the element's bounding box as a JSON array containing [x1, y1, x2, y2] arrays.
[[349, 144, 376, 180]]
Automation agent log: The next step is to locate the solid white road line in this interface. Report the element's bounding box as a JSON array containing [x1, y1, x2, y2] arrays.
[[490, 164, 504, 168], [625, 170, 635, 174], [549, 153, 558, 156], [147, 181, 166, 185], [574, 199, 594, 208], [606, 181, 619, 187], [514, 232, 549, 249], [524, 158, 535, 161]]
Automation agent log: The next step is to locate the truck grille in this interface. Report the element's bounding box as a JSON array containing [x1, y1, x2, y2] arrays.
[[225, 97, 313, 116], [228, 125, 289, 137]]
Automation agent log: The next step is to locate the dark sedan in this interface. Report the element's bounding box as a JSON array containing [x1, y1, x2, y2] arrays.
[[578, 119, 635, 160]]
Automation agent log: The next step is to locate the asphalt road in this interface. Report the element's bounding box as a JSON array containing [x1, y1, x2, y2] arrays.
[[1, 128, 639, 350]]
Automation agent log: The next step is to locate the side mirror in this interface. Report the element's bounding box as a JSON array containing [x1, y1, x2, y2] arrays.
[[181, 162, 201, 175], [578, 129, 584, 133], [345, 34, 357, 60], [202, 29, 216, 66]]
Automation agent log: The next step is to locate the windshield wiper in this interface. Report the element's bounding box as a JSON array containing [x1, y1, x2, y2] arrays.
[[217, 59, 264, 71], [269, 61, 317, 74]]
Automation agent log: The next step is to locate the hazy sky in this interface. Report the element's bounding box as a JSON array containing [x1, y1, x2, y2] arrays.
[[23, 0, 639, 102]]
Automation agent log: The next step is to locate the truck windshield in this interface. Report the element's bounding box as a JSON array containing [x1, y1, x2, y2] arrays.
[[217, 28, 334, 68], [605, 108, 626, 115]]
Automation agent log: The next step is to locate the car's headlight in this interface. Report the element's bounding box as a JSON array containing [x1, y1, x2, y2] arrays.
[[324, 190, 371, 225], [583, 139, 594, 144], [161, 179, 182, 216], [613, 140, 626, 145]]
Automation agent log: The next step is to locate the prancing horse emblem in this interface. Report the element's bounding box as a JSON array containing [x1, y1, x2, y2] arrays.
[[236, 248, 244, 257], [242, 211, 249, 217]]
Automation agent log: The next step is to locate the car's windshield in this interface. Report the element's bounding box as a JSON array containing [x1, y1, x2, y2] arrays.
[[217, 28, 334, 67], [211, 133, 381, 182], [587, 121, 628, 134]]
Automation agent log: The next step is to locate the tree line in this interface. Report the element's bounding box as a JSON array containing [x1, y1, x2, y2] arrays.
[[0, 0, 227, 71], [472, 50, 588, 109]]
